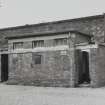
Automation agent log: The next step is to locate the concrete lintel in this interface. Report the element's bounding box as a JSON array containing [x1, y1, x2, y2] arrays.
[[0, 45, 69, 54], [76, 44, 98, 50]]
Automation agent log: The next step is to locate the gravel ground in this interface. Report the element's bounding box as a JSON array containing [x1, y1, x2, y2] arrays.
[[0, 84, 105, 105]]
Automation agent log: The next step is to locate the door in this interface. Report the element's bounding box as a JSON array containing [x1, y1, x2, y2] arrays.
[[81, 51, 90, 83], [1, 54, 8, 82], [76, 50, 90, 85]]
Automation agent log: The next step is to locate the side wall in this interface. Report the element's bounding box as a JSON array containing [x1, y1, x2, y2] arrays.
[[90, 45, 105, 87], [96, 45, 105, 87], [0, 55, 1, 82]]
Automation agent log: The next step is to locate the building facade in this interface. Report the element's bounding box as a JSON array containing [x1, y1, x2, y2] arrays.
[[0, 14, 105, 87]]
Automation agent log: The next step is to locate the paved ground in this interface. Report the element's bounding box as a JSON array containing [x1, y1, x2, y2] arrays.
[[0, 84, 105, 105]]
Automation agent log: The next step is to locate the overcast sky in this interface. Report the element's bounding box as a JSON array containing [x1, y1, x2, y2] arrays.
[[0, 0, 105, 28]]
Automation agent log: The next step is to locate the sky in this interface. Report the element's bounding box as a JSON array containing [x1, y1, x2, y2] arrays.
[[0, 0, 105, 28]]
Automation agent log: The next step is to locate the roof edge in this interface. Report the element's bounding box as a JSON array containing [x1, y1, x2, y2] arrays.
[[6, 30, 92, 40], [0, 14, 104, 31]]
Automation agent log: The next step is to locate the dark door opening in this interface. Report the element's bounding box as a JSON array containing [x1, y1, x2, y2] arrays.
[[1, 54, 8, 82], [78, 51, 90, 84]]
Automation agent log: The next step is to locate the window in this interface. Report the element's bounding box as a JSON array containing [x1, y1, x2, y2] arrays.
[[13, 42, 23, 49], [54, 38, 67, 46], [32, 54, 42, 64], [32, 40, 44, 48]]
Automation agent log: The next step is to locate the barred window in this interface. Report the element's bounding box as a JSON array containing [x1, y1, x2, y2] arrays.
[[13, 42, 23, 49], [54, 38, 67, 46], [32, 54, 42, 64], [32, 40, 44, 48]]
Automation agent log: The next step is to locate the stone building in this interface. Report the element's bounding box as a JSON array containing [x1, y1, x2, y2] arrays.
[[0, 13, 105, 87]]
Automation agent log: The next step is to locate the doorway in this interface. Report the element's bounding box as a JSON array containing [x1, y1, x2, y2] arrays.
[[78, 51, 90, 84], [1, 54, 8, 82]]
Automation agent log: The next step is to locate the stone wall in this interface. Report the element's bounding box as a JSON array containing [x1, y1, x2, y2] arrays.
[[0, 55, 1, 82], [89, 48, 98, 87], [89, 45, 105, 87], [7, 32, 91, 87], [8, 50, 71, 87], [95, 45, 105, 87]]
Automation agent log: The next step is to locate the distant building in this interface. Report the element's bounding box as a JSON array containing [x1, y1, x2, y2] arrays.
[[0, 13, 105, 87]]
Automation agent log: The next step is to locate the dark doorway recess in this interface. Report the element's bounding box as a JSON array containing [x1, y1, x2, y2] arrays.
[[1, 54, 8, 82], [78, 51, 90, 84]]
